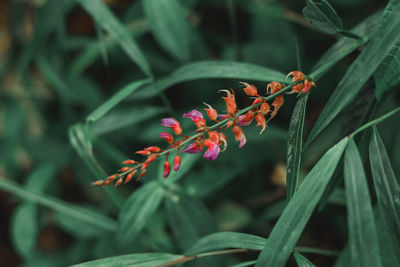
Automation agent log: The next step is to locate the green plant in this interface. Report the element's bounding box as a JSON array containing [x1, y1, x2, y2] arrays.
[[0, 0, 399, 266]]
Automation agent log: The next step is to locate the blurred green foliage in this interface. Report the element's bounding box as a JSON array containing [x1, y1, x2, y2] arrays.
[[0, 0, 399, 266]]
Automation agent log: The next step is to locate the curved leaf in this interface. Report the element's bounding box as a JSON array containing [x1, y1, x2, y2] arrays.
[[166, 192, 218, 251], [344, 139, 380, 267], [286, 93, 308, 200], [306, 6, 400, 146], [302, 0, 343, 34], [186, 232, 267, 255], [71, 252, 183, 267], [255, 138, 348, 267], [0, 177, 117, 232], [293, 251, 316, 267], [131, 61, 286, 99], [76, 0, 152, 77], [143, 0, 191, 62], [369, 127, 400, 258], [117, 181, 164, 245]]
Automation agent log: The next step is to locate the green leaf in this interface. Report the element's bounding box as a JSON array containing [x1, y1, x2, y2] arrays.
[[311, 11, 380, 80], [143, 0, 191, 62], [86, 79, 151, 122], [117, 181, 164, 245], [231, 260, 257, 267], [186, 232, 266, 255], [293, 251, 316, 267], [90, 106, 166, 135], [374, 0, 400, 99], [76, 0, 152, 77], [166, 192, 218, 251], [71, 252, 183, 267], [302, 0, 343, 34], [0, 177, 117, 232], [11, 203, 38, 258], [306, 6, 400, 146], [286, 93, 308, 200], [344, 139, 380, 267], [69, 124, 124, 207], [131, 61, 286, 99], [369, 127, 400, 256], [255, 138, 349, 267]]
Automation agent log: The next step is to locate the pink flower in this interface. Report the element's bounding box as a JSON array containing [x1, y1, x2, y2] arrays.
[[159, 132, 174, 143], [183, 110, 206, 128], [203, 139, 220, 160], [183, 141, 204, 154], [236, 110, 254, 126], [161, 118, 182, 135]]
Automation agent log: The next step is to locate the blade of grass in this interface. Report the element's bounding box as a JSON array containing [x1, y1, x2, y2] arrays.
[[0, 177, 116, 232], [344, 139, 381, 267], [255, 138, 349, 267], [131, 61, 287, 100], [76, 0, 152, 77], [369, 127, 400, 261], [86, 78, 151, 122], [306, 7, 400, 146], [286, 93, 308, 200], [293, 251, 316, 267]]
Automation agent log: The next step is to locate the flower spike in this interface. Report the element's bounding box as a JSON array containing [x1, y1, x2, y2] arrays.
[[94, 70, 316, 186]]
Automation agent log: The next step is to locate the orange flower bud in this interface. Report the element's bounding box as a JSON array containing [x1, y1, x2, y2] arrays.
[[251, 97, 264, 106], [232, 126, 246, 148], [204, 103, 218, 121], [145, 155, 158, 164], [114, 178, 123, 187], [124, 170, 137, 184], [145, 146, 160, 153], [267, 81, 283, 95], [136, 150, 151, 156], [163, 160, 171, 178], [270, 95, 284, 119], [137, 170, 147, 180], [240, 82, 258, 96], [255, 114, 267, 133], [220, 89, 237, 114], [208, 131, 220, 144], [258, 103, 270, 115], [173, 155, 181, 171], [122, 160, 136, 165], [92, 180, 104, 186], [286, 71, 305, 82], [160, 132, 174, 143]]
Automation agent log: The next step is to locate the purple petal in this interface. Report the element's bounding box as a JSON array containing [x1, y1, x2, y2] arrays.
[[183, 143, 203, 154], [161, 118, 178, 127], [203, 142, 220, 160], [218, 114, 229, 120], [239, 135, 247, 148], [236, 115, 253, 126], [183, 110, 203, 120]]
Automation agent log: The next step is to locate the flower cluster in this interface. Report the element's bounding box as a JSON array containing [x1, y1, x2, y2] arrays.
[[92, 71, 315, 186]]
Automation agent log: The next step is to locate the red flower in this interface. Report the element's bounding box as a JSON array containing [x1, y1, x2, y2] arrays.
[[241, 82, 258, 96], [232, 126, 246, 148], [161, 118, 182, 135], [204, 103, 218, 121], [220, 89, 237, 114]]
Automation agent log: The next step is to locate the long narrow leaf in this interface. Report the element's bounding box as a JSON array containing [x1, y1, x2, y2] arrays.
[[344, 139, 380, 267], [117, 181, 164, 245], [131, 61, 286, 99], [143, 0, 191, 62], [0, 177, 117, 232], [286, 93, 308, 200], [293, 251, 316, 267], [186, 232, 267, 255], [306, 6, 400, 146], [87, 79, 151, 122], [76, 0, 151, 77], [71, 252, 183, 267], [255, 138, 348, 267], [369, 127, 400, 257]]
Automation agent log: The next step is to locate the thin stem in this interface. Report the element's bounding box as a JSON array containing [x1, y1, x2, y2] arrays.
[[338, 29, 362, 40], [158, 249, 249, 267], [349, 107, 400, 138]]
